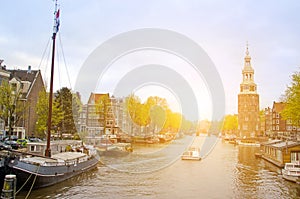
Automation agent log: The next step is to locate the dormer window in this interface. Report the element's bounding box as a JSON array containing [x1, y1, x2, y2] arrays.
[[11, 83, 17, 91]]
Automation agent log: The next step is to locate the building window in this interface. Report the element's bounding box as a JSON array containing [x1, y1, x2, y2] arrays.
[[276, 119, 279, 124], [276, 113, 279, 118], [291, 152, 300, 162], [276, 125, 279, 130]]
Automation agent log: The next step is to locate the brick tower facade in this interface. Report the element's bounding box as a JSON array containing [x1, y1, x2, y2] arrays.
[[238, 44, 260, 137]]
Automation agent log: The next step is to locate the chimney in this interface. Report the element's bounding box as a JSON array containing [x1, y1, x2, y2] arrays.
[[27, 65, 31, 73]]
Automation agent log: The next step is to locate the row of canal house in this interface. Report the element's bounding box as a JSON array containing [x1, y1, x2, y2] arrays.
[[261, 139, 300, 168], [78, 93, 133, 146], [260, 102, 300, 168], [263, 101, 300, 140], [77, 93, 160, 145]]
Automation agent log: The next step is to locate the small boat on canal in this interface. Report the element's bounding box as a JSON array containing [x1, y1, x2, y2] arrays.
[[181, 147, 201, 161], [97, 142, 133, 157], [282, 161, 300, 183], [237, 139, 260, 147]]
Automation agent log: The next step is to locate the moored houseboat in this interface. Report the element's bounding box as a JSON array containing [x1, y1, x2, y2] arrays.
[[261, 140, 300, 168], [9, 145, 98, 189]]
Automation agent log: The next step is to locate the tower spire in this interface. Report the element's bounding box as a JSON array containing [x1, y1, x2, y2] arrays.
[[246, 41, 249, 55]]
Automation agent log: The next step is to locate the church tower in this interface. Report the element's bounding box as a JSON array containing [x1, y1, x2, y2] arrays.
[[238, 44, 260, 138]]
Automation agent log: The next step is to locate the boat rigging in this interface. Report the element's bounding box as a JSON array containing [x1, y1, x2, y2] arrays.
[[45, 0, 60, 157]]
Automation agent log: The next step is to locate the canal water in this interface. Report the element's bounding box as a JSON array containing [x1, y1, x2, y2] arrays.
[[17, 135, 300, 199]]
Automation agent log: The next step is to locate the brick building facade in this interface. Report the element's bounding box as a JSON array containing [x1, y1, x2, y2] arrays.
[[0, 62, 45, 138], [8, 68, 45, 137]]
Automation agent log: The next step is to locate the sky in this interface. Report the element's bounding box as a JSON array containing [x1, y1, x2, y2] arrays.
[[0, 0, 299, 121]]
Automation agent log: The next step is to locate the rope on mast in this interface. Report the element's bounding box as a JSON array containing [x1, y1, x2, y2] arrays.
[[58, 33, 73, 90]]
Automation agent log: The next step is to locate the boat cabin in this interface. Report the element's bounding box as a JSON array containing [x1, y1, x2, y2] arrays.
[[27, 140, 83, 156]]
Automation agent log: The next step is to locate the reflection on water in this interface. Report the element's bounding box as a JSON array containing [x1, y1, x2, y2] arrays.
[[16, 136, 300, 199], [235, 146, 299, 199]]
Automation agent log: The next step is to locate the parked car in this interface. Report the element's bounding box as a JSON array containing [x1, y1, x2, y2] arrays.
[[17, 139, 28, 148], [0, 142, 12, 150], [28, 137, 43, 142], [4, 135, 18, 141], [4, 140, 20, 149]]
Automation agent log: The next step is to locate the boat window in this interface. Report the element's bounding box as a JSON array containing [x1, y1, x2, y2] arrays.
[[30, 145, 35, 152]]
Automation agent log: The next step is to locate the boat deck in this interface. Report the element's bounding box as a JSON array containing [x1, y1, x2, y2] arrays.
[[20, 152, 89, 166], [52, 152, 87, 160]]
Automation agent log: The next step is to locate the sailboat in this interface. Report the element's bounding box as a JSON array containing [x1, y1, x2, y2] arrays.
[[8, 1, 99, 189]]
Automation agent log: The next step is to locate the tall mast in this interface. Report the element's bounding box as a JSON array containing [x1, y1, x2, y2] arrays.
[[45, 0, 59, 157]]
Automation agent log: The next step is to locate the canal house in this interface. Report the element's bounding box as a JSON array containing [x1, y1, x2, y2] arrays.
[[261, 140, 300, 167]]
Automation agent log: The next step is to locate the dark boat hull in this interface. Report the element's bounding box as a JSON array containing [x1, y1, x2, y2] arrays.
[[9, 156, 98, 189], [98, 149, 130, 157]]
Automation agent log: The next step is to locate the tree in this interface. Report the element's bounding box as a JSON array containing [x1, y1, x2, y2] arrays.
[[281, 70, 300, 126], [124, 94, 194, 136], [163, 110, 182, 132], [55, 87, 80, 135], [35, 90, 63, 138], [221, 114, 238, 135], [146, 96, 168, 133], [149, 105, 166, 133], [181, 117, 193, 133], [125, 94, 141, 131], [72, 92, 82, 132], [95, 93, 110, 135], [0, 81, 27, 138]]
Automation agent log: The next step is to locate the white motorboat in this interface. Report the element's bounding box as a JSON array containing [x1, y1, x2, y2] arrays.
[[181, 147, 201, 161], [282, 161, 300, 183]]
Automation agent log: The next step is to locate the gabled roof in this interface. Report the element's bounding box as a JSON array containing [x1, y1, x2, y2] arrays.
[[8, 69, 43, 99], [8, 69, 39, 82], [272, 101, 285, 113], [87, 92, 110, 104]]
